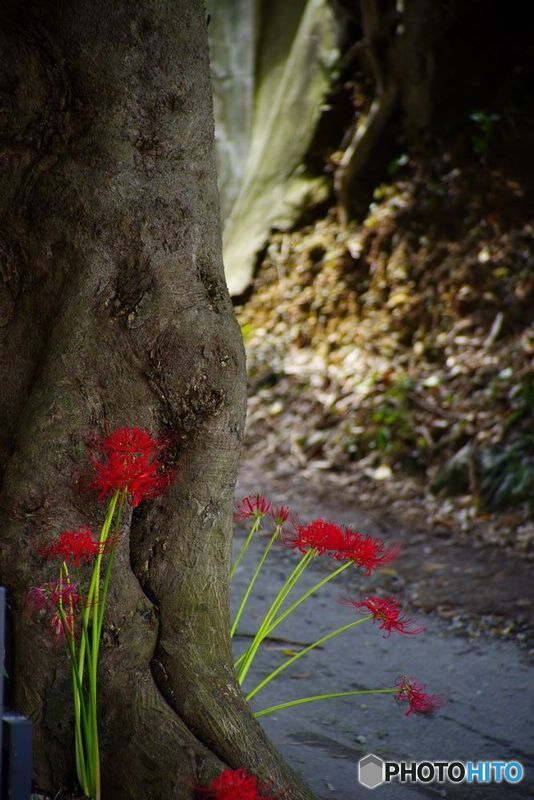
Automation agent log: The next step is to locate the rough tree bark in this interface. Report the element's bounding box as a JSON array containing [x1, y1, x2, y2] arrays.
[[0, 2, 315, 798]]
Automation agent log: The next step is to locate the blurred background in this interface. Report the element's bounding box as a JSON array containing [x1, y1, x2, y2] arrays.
[[208, 2, 533, 795], [207, 0, 533, 587]]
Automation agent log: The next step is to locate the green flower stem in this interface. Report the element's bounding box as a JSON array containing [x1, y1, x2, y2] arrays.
[[58, 607, 90, 795], [266, 560, 353, 636], [230, 514, 263, 580], [72, 662, 89, 795], [77, 591, 94, 777], [246, 616, 373, 701], [81, 490, 119, 633], [236, 560, 352, 676], [59, 565, 92, 789], [231, 524, 282, 638], [88, 489, 120, 800], [253, 688, 397, 719], [237, 550, 314, 685], [96, 488, 126, 643]]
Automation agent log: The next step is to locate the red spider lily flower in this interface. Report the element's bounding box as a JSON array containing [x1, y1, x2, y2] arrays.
[[234, 495, 272, 522], [287, 519, 398, 574], [332, 530, 400, 574], [342, 596, 425, 637], [197, 768, 276, 800], [395, 676, 445, 716], [271, 504, 291, 526], [50, 582, 83, 609], [28, 582, 82, 613], [40, 527, 101, 567], [87, 426, 176, 507], [287, 518, 346, 555]]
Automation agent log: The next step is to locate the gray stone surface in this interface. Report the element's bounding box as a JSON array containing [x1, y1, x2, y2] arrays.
[[231, 519, 534, 799]]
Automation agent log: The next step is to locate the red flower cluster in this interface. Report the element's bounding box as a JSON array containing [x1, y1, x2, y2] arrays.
[[234, 495, 272, 521], [40, 527, 101, 567], [333, 530, 400, 574], [198, 768, 275, 800], [87, 427, 175, 507], [288, 518, 346, 555], [288, 518, 398, 574], [343, 596, 425, 637], [395, 676, 445, 716]]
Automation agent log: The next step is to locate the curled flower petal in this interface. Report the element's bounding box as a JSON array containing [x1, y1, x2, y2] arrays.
[[331, 531, 400, 574], [234, 495, 272, 521], [286, 518, 345, 555], [28, 581, 82, 613], [27, 585, 49, 613], [50, 582, 82, 609], [395, 676, 445, 716], [286, 518, 398, 574], [341, 595, 425, 636], [271, 504, 291, 526]]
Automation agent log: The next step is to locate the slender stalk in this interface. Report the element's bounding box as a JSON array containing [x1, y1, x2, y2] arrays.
[[88, 489, 120, 800], [96, 489, 126, 642], [235, 560, 353, 673], [234, 551, 315, 678], [77, 589, 93, 771], [61, 564, 91, 792], [246, 616, 372, 701], [57, 607, 90, 795], [267, 560, 353, 636], [72, 662, 89, 794], [81, 491, 119, 634], [231, 524, 281, 638], [237, 550, 314, 685], [236, 551, 312, 677], [76, 596, 95, 788], [253, 688, 397, 719], [230, 514, 262, 580]]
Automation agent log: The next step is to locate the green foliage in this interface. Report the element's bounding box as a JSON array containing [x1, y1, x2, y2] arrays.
[[370, 376, 415, 455], [343, 375, 421, 464], [505, 375, 534, 429], [479, 438, 534, 512], [481, 374, 534, 512]]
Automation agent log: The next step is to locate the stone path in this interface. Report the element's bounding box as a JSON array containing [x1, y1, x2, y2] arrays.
[[232, 475, 534, 799]]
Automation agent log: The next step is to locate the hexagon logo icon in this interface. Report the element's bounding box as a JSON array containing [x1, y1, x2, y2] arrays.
[[358, 753, 385, 789]]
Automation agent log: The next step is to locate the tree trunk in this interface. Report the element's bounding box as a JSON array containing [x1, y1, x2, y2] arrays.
[[335, 0, 437, 222], [335, 0, 398, 223], [0, 2, 315, 798]]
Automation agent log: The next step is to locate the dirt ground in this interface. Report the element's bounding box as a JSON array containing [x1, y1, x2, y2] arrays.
[[237, 459, 534, 648], [235, 149, 534, 567]]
